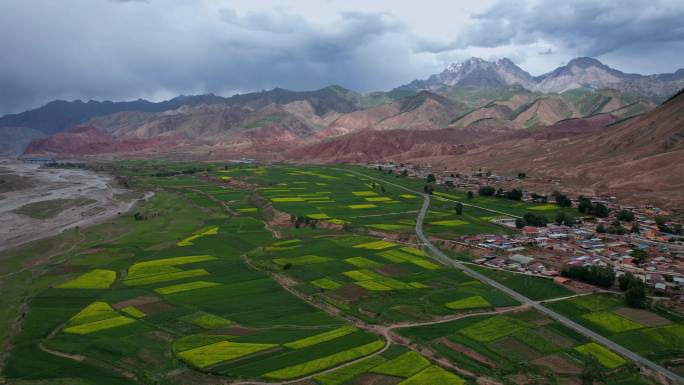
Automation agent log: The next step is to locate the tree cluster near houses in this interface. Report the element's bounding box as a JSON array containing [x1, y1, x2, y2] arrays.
[[552, 191, 572, 207], [618, 272, 647, 308], [363, 162, 684, 306], [561, 264, 616, 288], [578, 197, 610, 218]]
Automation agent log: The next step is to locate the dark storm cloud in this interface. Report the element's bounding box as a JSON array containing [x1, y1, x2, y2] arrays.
[[1, 0, 683, 116], [0, 1, 413, 115], [419, 0, 684, 58]]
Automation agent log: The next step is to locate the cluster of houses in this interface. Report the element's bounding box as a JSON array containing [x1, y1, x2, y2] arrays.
[[365, 162, 684, 301], [367, 162, 518, 192], [461, 221, 684, 295]]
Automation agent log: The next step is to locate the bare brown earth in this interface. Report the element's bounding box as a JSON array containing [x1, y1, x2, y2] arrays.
[[351, 373, 403, 385], [430, 90, 684, 208], [513, 96, 578, 127], [22, 88, 684, 209], [437, 337, 498, 368], [613, 307, 673, 327], [532, 354, 582, 375]]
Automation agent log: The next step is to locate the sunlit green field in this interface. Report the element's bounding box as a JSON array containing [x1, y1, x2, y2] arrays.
[[0, 161, 666, 385], [547, 293, 684, 366]]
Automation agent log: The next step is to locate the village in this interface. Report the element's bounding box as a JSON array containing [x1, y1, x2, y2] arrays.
[[366, 161, 684, 306]]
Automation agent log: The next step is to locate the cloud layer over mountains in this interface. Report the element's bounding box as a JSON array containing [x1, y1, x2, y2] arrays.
[[1, 0, 683, 115]]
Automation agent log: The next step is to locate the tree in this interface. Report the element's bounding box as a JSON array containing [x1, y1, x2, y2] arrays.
[[478, 186, 495, 196], [617, 210, 635, 222], [562, 214, 576, 227], [655, 216, 669, 232], [631, 249, 647, 265], [619, 272, 641, 291], [675, 223, 683, 235], [523, 213, 547, 227], [445, 180, 455, 189], [581, 355, 603, 385], [283, 263, 293, 271], [455, 202, 463, 215], [625, 279, 647, 308], [578, 197, 593, 214], [426, 173, 436, 183], [532, 193, 548, 203], [556, 212, 576, 227], [631, 221, 640, 234], [555, 212, 566, 226], [592, 203, 609, 218], [517, 172, 526, 179], [506, 188, 523, 201], [553, 192, 572, 208], [515, 218, 525, 229], [467, 191, 474, 199], [596, 223, 606, 233], [495, 188, 505, 198], [401, 169, 408, 177], [607, 225, 626, 235], [561, 265, 615, 288]]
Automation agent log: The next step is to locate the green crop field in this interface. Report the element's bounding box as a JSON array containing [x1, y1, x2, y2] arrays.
[[55, 269, 117, 289], [284, 326, 358, 349], [264, 340, 385, 379], [548, 292, 684, 367], [252, 232, 518, 324], [445, 295, 492, 310], [575, 342, 627, 368], [394, 308, 650, 384], [398, 365, 466, 385], [0, 161, 673, 385], [314, 355, 386, 385], [582, 311, 643, 333], [460, 315, 530, 342], [370, 351, 430, 377], [178, 341, 278, 368], [181, 311, 232, 329], [471, 266, 573, 300]]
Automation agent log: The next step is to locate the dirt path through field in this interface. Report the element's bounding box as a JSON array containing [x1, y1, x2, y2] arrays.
[[234, 250, 526, 385]]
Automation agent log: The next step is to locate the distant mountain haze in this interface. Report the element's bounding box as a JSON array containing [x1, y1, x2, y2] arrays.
[[11, 56, 684, 207], [396, 57, 684, 100], [3, 57, 682, 138]]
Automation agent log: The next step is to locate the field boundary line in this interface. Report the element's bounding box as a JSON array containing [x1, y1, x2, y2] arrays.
[[235, 250, 522, 385], [334, 168, 522, 219], [415, 193, 684, 385]]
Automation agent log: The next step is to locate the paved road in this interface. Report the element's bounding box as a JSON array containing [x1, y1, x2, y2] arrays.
[[335, 168, 521, 219], [342, 167, 684, 383], [415, 194, 684, 385]]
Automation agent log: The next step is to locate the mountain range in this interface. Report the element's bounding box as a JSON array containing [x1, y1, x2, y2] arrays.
[[397, 57, 684, 100], [3, 57, 684, 207]]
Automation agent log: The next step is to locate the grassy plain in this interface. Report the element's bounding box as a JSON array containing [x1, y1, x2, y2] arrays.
[[548, 293, 684, 366], [0, 161, 671, 385]]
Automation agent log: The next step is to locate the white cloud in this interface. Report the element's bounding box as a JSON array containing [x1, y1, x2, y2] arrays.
[[0, 0, 682, 115]]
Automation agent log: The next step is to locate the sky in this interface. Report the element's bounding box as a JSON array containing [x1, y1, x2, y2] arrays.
[[1, 0, 683, 115]]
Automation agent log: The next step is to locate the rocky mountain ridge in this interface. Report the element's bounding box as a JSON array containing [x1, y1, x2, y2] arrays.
[[398, 57, 684, 101]]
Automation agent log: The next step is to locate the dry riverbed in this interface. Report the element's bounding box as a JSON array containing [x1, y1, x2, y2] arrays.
[[0, 159, 147, 251]]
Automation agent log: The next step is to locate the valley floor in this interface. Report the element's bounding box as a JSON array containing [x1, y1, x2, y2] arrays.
[[1, 161, 681, 385]]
